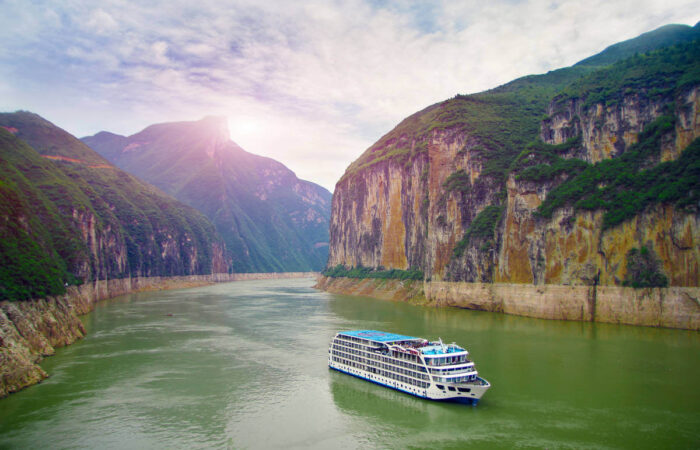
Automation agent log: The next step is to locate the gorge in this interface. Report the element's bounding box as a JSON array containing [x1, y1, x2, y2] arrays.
[[2, 22, 700, 402]]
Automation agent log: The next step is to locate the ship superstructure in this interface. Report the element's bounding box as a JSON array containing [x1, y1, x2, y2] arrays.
[[328, 330, 490, 403]]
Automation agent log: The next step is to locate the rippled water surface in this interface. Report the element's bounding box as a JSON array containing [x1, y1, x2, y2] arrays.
[[0, 278, 698, 449]]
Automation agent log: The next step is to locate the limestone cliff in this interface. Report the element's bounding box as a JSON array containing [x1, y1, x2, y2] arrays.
[[496, 86, 699, 287], [328, 126, 501, 281], [324, 25, 700, 322]]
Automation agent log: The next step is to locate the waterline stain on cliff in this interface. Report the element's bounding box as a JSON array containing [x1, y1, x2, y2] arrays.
[[316, 276, 700, 330]]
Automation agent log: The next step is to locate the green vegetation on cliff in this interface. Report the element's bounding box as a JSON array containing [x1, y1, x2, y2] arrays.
[[442, 169, 471, 194], [511, 136, 587, 183], [535, 116, 700, 229], [0, 113, 227, 301], [574, 23, 700, 67], [452, 205, 505, 257], [555, 39, 700, 111], [623, 247, 669, 288], [322, 265, 424, 281]]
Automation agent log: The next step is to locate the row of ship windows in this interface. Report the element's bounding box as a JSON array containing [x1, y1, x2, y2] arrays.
[[332, 343, 475, 376], [330, 350, 429, 381], [427, 355, 469, 366], [433, 365, 476, 375], [434, 375, 476, 383], [331, 356, 430, 389], [331, 347, 425, 374], [332, 343, 425, 372]]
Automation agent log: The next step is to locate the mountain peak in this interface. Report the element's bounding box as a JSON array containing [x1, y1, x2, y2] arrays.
[[83, 116, 332, 272], [196, 115, 230, 140], [199, 115, 227, 124]]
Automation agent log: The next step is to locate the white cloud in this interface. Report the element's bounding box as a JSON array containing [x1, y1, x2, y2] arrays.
[[0, 0, 698, 191], [150, 41, 171, 66], [85, 9, 118, 35]]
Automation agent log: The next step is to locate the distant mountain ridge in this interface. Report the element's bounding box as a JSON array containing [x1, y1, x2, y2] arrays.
[[0, 111, 229, 301], [83, 117, 332, 272]]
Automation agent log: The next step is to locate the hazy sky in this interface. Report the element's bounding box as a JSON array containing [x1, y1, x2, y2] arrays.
[[1, 1, 698, 191]]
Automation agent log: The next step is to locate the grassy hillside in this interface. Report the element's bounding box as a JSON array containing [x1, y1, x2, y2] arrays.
[[554, 39, 700, 111]]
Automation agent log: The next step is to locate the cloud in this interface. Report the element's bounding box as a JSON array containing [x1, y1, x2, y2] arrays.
[[85, 9, 119, 35], [0, 0, 698, 191]]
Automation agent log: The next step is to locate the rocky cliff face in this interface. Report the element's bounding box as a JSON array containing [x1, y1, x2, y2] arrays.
[[326, 26, 699, 292], [497, 87, 699, 287], [541, 87, 700, 163], [328, 126, 500, 281]]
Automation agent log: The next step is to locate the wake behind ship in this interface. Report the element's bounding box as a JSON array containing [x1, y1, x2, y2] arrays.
[[328, 330, 490, 403]]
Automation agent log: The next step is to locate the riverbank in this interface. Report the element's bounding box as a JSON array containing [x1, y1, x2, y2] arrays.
[[314, 276, 425, 303], [0, 272, 317, 398], [315, 277, 700, 330]]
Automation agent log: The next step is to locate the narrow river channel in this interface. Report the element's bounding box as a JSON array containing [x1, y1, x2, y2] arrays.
[[0, 278, 698, 448]]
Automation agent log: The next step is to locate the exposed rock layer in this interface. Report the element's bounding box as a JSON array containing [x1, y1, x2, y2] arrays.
[[316, 277, 700, 330], [328, 87, 700, 285]]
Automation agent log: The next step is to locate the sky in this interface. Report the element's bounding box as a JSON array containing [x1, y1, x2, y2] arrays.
[[1, 1, 698, 191]]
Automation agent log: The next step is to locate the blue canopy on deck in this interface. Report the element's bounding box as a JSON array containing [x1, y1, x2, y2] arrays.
[[339, 330, 422, 343]]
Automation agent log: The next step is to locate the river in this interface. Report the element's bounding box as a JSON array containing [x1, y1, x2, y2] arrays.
[[0, 278, 698, 449]]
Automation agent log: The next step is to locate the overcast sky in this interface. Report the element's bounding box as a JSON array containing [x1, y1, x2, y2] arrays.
[[1, 1, 698, 191]]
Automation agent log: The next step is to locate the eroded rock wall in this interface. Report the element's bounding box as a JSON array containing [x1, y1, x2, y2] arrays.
[[328, 128, 501, 281], [541, 87, 700, 162], [498, 87, 700, 287], [315, 276, 699, 330], [425, 281, 700, 329]]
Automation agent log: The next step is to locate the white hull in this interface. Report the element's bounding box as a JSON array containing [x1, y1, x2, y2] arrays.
[[329, 358, 490, 403]]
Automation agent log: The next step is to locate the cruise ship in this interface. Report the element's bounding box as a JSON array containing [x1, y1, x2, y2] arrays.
[[328, 330, 490, 403]]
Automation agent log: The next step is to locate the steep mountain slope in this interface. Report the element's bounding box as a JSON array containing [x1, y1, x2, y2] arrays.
[[0, 112, 229, 301], [326, 23, 699, 288], [83, 117, 331, 272]]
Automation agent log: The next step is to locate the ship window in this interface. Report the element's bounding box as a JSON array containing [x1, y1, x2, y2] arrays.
[[436, 384, 444, 390], [448, 386, 456, 392], [458, 388, 471, 393]]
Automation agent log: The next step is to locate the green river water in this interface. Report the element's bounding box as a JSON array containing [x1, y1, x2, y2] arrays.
[[0, 278, 698, 449]]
